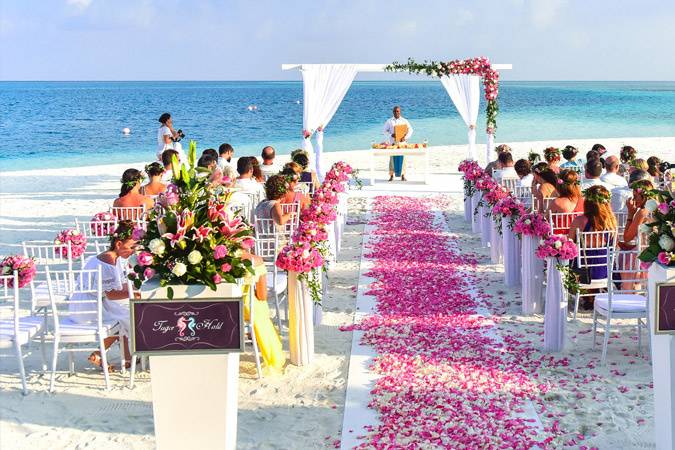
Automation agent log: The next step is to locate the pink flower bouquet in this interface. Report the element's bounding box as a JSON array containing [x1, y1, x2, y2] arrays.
[[55, 229, 88, 258], [0, 255, 37, 288], [535, 235, 578, 261], [513, 213, 552, 238], [90, 212, 117, 237]]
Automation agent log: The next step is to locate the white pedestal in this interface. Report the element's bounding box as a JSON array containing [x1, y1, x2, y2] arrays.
[[463, 195, 472, 223], [647, 264, 675, 450], [369, 148, 429, 185], [502, 218, 521, 287], [521, 235, 545, 314], [489, 220, 503, 264], [544, 258, 566, 352], [480, 205, 490, 248], [150, 353, 239, 450], [471, 193, 481, 233], [288, 271, 315, 366]]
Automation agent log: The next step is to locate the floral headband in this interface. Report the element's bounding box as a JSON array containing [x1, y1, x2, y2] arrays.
[[544, 147, 561, 160], [583, 188, 611, 205], [121, 173, 144, 188], [108, 226, 134, 245], [630, 180, 657, 198]]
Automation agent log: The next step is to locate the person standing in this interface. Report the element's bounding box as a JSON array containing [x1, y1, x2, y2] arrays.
[[383, 105, 413, 182], [156, 113, 185, 161]]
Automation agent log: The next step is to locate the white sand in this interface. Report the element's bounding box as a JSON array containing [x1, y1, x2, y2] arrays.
[[0, 135, 672, 449]]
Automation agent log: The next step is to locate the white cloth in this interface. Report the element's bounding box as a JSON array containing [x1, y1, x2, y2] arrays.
[[235, 177, 266, 201], [502, 219, 521, 287], [601, 172, 628, 189], [464, 196, 472, 223], [382, 117, 413, 144], [217, 158, 235, 173], [581, 177, 612, 192], [490, 220, 503, 264], [471, 192, 481, 233], [300, 64, 358, 179], [544, 258, 567, 352], [494, 167, 518, 183], [521, 235, 545, 314], [440, 74, 480, 160], [480, 204, 490, 248], [260, 163, 279, 178], [519, 173, 534, 188], [611, 186, 632, 213]]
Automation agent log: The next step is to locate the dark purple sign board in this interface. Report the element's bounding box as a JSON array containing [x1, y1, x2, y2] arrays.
[[656, 283, 675, 335], [130, 298, 244, 355]]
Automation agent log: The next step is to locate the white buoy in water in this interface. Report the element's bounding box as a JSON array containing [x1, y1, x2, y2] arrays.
[[296, 100, 301, 104], [247, 105, 257, 111], [122, 127, 131, 135]]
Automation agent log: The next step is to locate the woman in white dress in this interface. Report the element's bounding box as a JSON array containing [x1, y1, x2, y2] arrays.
[[157, 112, 185, 161], [71, 221, 137, 370]]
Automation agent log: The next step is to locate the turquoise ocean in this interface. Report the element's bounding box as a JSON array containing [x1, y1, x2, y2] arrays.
[[0, 81, 674, 172]]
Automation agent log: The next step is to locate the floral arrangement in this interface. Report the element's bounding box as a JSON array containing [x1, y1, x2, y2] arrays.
[[492, 196, 526, 232], [483, 186, 509, 207], [638, 188, 675, 266], [513, 212, 552, 238], [458, 159, 483, 198], [528, 151, 541, 164], [0, 255, 37, 288], [386, 57, 500, 134], [371, 142, 427, 150], [543, 147, 561, 162], [55, 229, 87, 259], [536, 234, 580, 294], [129, 141, 255, 297], [90, 212, 117, 237]]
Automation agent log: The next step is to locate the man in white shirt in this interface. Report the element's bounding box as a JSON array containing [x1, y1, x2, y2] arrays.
[[581, 159, 612, 191], [218, 143, 235, 172], [235, 157, 266, 202], [611, 169, 650, 213], [259, 146, 278, 179], [493, 152, 518, 183], [600, 155, 628, 189], [383, 105, 413, 182], [515, 159, 534, 188]]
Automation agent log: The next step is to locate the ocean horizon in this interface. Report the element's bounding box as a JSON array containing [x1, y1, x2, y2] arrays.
[[1, 80, 674, 172]]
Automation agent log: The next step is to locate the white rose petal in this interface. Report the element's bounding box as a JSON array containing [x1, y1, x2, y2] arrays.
[[148, 238, 166, 255], [187, 250, 203, 265], [554, 241, 562, 249], [172, 262, 187, 277], [659, 235, 675, 252], [645, 199, 659, 213]]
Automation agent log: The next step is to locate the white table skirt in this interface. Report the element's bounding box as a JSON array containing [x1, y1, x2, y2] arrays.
[[544, 258, 567, 352], [480, 205, 491, 248], [502, 218, 521, 286], [490, 219, 503, 264], [288, 272, 315, 366], [521, 235, 545, 315], [464, 195, 472, 223], [471, 192, 481, 233]]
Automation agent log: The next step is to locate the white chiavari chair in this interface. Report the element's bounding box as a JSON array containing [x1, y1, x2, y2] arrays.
[[540, 196, 555, 212], [254, 218, 287, 333], [45, 267, 119, 392], [500, 177, 520, 192], [572, 230, 617, 320], [0, 271, 46, 395], [22, 241, 81, 312], [593, 241, 649, 364], [110, 205, 147, 223], [280, 202, 300, 242], [548, 211, 582, 236], [614, 211, 628, 239], [76, 217, 118, 260], [513, 186, 534, 211]]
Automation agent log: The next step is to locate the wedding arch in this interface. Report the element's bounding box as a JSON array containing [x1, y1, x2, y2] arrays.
[[282, 58, 512, 179]]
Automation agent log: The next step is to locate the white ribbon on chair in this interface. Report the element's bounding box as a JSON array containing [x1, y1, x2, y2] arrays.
[[544, 258, 567, 352], [490, 220, 502, 264], [521, 235, 545, 314], [440, 74, 480, 161], [471, 192, 481, 233], [502, 218, 521, 286]]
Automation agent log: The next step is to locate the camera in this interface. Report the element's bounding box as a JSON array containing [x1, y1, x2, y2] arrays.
[[659, 161, 675, 173], [173, 129, 185, 142]]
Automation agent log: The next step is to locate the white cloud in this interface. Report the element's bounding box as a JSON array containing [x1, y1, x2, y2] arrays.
[[529, 0, 567, 30], [66, 0, 93, 12]]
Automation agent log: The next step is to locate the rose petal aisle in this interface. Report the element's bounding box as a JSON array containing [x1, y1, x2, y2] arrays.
[[342, 195, 564, 449]]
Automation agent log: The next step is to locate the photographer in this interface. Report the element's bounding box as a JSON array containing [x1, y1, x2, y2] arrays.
[[156, 112, 185, 162]]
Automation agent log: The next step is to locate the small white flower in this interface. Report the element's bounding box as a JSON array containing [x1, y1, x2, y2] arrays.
[[72, 230, 80, 236], [659, 235, 675, 252], [645, 199, 659, 213], [172, 262, 187, 277], [539, 239, 546, 245], [638, 223, 651, 235], [554, 241, 562, 249], [187, 250, 203, 265], [302, 250, 310, 259], [309, 229, 317, 236], [54, 239, 61, 245], [148, 238, 166, 255], [525, 219, 532, 225], [234, 249, 243, 258]]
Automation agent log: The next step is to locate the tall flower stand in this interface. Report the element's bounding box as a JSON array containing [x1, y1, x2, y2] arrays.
[[464, 195, 472, 223], [480, 205, 491, 248], [471, 193, 481, 233], [502, 219, 521, 286], [136, 282, 244, 450], [489, 220, 503, 264], [521, 235, 545, 314], [288, 271, 315, 366], [647, 263, 675, 450], [543, 259, 566, 352]]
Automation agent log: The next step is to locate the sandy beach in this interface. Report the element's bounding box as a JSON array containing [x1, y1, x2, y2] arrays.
[[0, 135, 673, 449]]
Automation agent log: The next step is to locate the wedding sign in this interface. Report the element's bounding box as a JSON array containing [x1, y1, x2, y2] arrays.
[[655, 283, 675, 334], [130, 298, 244, 355]]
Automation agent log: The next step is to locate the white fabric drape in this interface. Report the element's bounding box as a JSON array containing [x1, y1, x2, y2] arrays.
[[464, 196, 472, 223], [544, 259, 567, 352], [490, 221, 503, 264], [486, 133, 495, 167], [440, 74, 480, 160], [480, 204, 490, 248], [288, 272, 315, 366], [300, 64, 358, 179], [471, 192, 481, 233], [521, 235, 545, 314], [502, 218, 521, 287]]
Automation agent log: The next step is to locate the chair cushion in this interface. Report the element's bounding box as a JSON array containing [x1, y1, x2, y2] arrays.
[[57, 317, 118, 336], [595, 293, 647, 313], [580, 278, 608, 289], [267, 272, 287, 295], [0, 316, 44, 345]]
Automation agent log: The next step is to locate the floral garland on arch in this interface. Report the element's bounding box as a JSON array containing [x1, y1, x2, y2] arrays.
[[386, 56, 500, 134]]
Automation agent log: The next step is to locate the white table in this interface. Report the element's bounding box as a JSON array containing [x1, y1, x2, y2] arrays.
[[369, 148, 430, 185]]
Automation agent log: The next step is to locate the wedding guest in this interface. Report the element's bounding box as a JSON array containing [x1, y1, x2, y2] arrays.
[[255, 175, 293, 225], [560, 145, 583, 173], [485, 144, 511, 176], [280, 169, 310, 209], [620, 145, 637, 171], [202, 148, 219, 161], [600, 156, 628, 189], [618, 179, 653, 289], [631, 158, 649, 172], [74, 221, 137, 370], [532, 163, 558, 211], [113, 169, 153, 217], [543, 147, 562, 173], [236, 157, 266, 200], [581, 159, 611, 191], [283, 161, 303, 176], [141, 162, 167, 196], [647, 156, 662, 182], [591, 143, 607, 157], [250, 157, 265, 183], [611, 169, 650, 213], [292, 150, 320, 189], [218, 143, 235, 172], [197, 154, 217, 171], [160, 149, 179, 182], [493, 152, 518, 182], [515, 159, 534, 187], [549, 169, 584, 215], [156, 113, 184, 161], [260, 146, 278, 179]]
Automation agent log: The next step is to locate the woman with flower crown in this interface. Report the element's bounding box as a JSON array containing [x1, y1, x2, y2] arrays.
[[543, 147, 562, 174], [618, 179, 653, 288], [141, 162, 167, 197], [532, 163, 558, 212], [70, 221, 138, 370], [255, 175, 294, 226], [548, 169, 584, 218], [113, 168, 154, 217]]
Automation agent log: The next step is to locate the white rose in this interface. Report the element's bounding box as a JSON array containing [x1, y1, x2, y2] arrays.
[[659, 235, 675, 252], [525, 219, 531, 225], [638, 223, 651, 235], [149, 238, 166, 255], [54, 239, 61, 245], [554, 241, 562, 249], [302, 250, 310, 259], [72, 230, 80, 236], [645, 199, 659, 213], [309, 229, 317, 236], [172, 262, 187, 277], [234, 249, 243, 258], [187, 250, 203, 265], [539, 239, 546, 245]]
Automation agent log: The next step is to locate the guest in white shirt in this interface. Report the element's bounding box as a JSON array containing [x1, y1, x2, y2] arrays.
[[514, 159, 534, 187], [260, 146, 279, 179], [493, 152, 518, 182], [160, 149, 179, 182], [581, 159, 612, 191], [383, 105, 413, 182], [611, 169, 650, 213], [600, 156, 628, 189], [235, 157, 266, 202], [218, 143, 235, 172], [156, 113, 185, 161]]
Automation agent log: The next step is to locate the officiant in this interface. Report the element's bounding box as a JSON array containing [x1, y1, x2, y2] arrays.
[[383, 105, 413, 181]]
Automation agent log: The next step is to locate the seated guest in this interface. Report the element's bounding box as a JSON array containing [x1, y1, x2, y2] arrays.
[[600, 155, 628, 189], [260, 146, 279, 179], [619, 179, 653, 289], [250, 157, 265, 183], [197, 154, 217, 171], [113, 169, 154, 216], [255, 175, 293, 225], [161, 149, 179, 182], [485, 144, 511, 176], [631, 158, 649, 172], [532, 163, 558, 211], [543, 147, 562, 173], [142, 162, 167, 196], [283, 161, 303, 176], [493, 151, 518, 182], [560, 145, 583, 173], [291, 150, 320, 189], [549, 169, 584, 215], [647, 156, 662, 183], [611, 169, 650, 213], [591, 143, 607, 157], [235, 157, 266, 200], [217, 143, 235, 172], [514, 159, 533, 187], [620, 145, 637, 173], [74, 221, 137, 370], [581, 159, 611, 191], [280, 168, 310, 209], [202, 148, 219, 161]]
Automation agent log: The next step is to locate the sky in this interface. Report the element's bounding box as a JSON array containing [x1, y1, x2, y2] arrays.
[[1, 0, 674, 81]]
